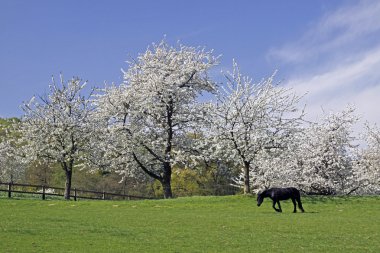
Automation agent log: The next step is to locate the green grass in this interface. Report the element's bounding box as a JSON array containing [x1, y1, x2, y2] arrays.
[[0, 195, 379, 252]]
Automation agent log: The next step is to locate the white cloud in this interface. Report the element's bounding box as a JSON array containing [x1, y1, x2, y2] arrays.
[[269, 0, 380, 131], [288, 46, 380, 101], [269, 0, 380, 64]]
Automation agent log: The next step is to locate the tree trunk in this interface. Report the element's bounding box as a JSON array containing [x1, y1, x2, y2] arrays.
[[161, 165, 173, 198], [243, 161, 250, 194], [64, 169, 72, 200], [161, 179, 173, 199], [162, 97, 173, 199]]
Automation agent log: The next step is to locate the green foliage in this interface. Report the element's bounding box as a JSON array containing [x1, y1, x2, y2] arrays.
[[152, 169, 203, 197], [0, 117, 19, 140], [0, 196, 378, 252], [23, 161, 58, 185], [152, 167, 241, 198]]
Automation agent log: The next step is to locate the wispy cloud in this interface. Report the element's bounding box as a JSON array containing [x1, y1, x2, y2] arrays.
[[269, 0, 380, 128], [269, 0, 380, 65]]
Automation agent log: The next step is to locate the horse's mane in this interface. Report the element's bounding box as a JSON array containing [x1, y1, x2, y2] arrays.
[[258, 189, 267, 196]]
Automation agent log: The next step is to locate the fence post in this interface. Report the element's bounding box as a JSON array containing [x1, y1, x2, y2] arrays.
[[102, 191, 106, 200], [74, 188, 77, 201], [42, 185, 46, 200], [8, 182, 12, 198]]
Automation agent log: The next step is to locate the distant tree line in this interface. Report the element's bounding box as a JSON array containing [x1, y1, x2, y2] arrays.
[[0, 40, 379, 199]]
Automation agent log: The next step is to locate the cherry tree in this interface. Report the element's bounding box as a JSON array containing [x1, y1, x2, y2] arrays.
[[0, 141, 12, 182], [94, 40, 218, 198], [19, 76, 94, 199], [297, 108, 358, 194], [0, 140, 25, 183], [353, 124, 380, 194], [250, 108, 378, 195], [205, 61, 304, 194], [249, 144, 300, 191], [0, 120, 24, 182]]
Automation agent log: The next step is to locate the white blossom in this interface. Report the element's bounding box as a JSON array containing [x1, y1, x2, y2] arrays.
[[18, 76, 94, 199], [92, 40, 219, 198], [0, 139, 25, 182], [203, 61, 304, 193], [353, 123, 380, 194], [252, 107, 361, 195]]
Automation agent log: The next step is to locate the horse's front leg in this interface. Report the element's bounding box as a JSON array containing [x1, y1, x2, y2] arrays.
[[272, 200, 281, 212], [277, 201, 282, 212]]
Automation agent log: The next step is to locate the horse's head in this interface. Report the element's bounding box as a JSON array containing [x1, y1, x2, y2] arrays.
[[257, 192, 264, 207]]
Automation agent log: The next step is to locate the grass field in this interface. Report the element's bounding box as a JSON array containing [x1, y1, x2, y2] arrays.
[[0, 195, 379, 252]]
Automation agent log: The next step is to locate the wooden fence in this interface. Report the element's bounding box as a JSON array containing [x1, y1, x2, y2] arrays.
[[0, 182, 153, 201]]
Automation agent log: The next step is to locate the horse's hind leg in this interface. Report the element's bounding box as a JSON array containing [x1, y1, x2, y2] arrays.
[[291, 198, 297, 213], [297, 197, 305, 212]]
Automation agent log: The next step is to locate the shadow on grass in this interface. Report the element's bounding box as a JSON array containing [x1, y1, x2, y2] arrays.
[[304, 195, 370, 205], [259, 211, 319, 214]]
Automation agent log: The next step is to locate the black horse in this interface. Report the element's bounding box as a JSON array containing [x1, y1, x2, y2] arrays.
[[257, 187, 305, 213]]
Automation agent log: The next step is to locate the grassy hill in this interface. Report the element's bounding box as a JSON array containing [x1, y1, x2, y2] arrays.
[[0, 195, 379, 252]]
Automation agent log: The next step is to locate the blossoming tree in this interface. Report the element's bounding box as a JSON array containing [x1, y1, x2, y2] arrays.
[[95, 40, 218, 198], [0, 140, 25, 183], [296, 108, 358, 194], [205, 62, 304, 194], [249, 107, 361, 195], [19, 76, 94, 199], [354, 124, 380, 194]]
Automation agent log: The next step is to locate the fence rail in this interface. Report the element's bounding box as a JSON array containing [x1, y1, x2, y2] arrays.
[[0, 182, 153, 201]]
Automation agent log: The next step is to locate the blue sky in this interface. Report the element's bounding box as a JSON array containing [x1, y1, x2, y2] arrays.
[[1, 0, 379, 127]]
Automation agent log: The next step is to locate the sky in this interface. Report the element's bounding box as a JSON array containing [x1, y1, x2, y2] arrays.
[[1, 0, 379, 130]]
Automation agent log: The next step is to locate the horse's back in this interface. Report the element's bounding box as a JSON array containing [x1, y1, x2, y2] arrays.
[[269, 187, 300, 200], [288, 187, 300, 193], [285, 187, 300, 194]]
